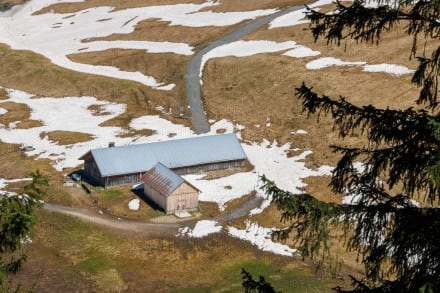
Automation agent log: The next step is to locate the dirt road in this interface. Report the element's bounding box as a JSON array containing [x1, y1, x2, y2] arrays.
[[186, 5, 305, 134], [43, 195, 263, 236]]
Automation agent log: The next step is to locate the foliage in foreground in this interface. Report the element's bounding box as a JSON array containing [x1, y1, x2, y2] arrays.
[[0, 170, 48, 291], [241, 269, 279, 293], [255, 0, 439, 292]]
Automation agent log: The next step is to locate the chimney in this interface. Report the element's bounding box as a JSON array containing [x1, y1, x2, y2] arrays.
[[108, 142, 115, 148]]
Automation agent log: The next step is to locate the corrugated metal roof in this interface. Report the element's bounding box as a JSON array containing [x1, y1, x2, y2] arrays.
[[81, 133, 247, 177], [141, 162, 185, 197]]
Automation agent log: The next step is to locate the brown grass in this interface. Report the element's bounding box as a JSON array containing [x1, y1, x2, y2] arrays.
[[202, 51, 421, 168], [0, 44, 192, 130], [35, 0, 305, 15], [0, 140, 75, 204], [39, 131, 95, 145], [199, 200, 222, 219], [202, 0, 307, 12], [84, 19, 246, 51], [78, 0, 310, 50], [199, 10, 437, 200], [35, 0, 206, 15], [0, 0, 27, 7], [0, 88, 8, 99], [246, 21, 437, 69], [1, 1, 433, 289], [15, 210, 341, 292], [223, 190, 256, 213], [68, 49, 189, 104], [117, 128, 155, 138], [0, 101, 43, 129]]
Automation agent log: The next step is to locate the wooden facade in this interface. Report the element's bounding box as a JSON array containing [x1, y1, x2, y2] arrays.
[[82, 155, 247, 188], [173, 159, 246, 175], [82, 154, 104, 186], [144, 181, 199, 214]]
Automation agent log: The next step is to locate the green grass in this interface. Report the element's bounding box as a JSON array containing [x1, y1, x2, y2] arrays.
[[99, 188, 123, 199], [173, 260, 335, 293], [76, 255, 112, 273], [27, 211, 346, 292]]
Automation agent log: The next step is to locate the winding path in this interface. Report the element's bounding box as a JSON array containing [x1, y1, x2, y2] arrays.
[[44, 195, 263, 236], [186, 5, 305, 134], [44, 5, 306, 235]]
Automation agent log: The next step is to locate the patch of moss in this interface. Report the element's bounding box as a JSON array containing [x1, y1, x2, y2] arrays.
[[76, 255, 112, 274]]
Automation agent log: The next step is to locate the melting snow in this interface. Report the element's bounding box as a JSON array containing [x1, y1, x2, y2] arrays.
[[363, 64, 415, 75], [283, 45, 320, 58], [306, 57, 366, 69], [0, 87, 127, 170], [200, 40, 297, 77], [178, 220, 222, 238], [0, 178, 32, 195], [269, 0, 334, 28], [228, 221, 296, 256], [128, 198, 140, 211], [0, 87, 329, 213], [178, 220, 297, 256], [0, 0, 275, 89], [307, 57, 414, 75], [291, 129, 307, 134]]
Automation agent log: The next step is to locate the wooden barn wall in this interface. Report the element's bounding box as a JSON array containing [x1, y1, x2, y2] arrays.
[[143, 185, 167, 211], [83, 158, 104, 186], [166, 183, 199, 213], [172, 159, 246, 175], [86, 158, 248, 188], [104, 173, 143, 188]]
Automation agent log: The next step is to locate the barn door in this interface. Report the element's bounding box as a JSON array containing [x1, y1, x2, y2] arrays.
[[177, 198, 187, 210]]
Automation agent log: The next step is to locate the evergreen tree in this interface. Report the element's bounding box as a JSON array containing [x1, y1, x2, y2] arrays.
[[0, 170, 47, 291], [259, 0, 439, 292], [241, 269, 279, 293]]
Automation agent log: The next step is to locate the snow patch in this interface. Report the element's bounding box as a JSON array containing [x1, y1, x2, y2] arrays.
[[128, 199, 140, 210], [0, 178, 32, 196], [283, 46, 320, 58], [291, 129, 307, 134], [200, 40, 298, 78], [0, 0, 275, 89], [363, 63, 415, 75], [269, 0, 333, 28], [228, 221, 296, 256], [306, 57, 366, 69], [178, 220, 222, 238], [307, 57, 414, 76]]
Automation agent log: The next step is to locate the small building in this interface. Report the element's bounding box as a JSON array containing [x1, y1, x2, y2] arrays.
[[79, 133, 248, 188], [141, 162, 199, 214]]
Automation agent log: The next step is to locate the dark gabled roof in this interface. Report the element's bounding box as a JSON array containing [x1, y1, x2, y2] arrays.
[[141, 162, 198, 197], [79, 134, 247, 177]]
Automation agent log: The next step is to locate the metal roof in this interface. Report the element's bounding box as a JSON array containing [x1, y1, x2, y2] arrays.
[[81, 133, 247, 177], [141, 162, 186, 197]]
